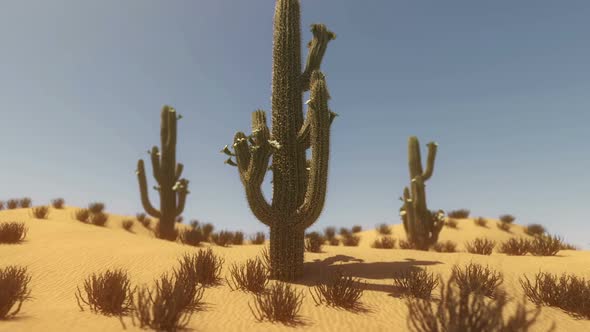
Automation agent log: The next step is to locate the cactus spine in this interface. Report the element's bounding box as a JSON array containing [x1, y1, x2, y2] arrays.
[[136, 105, 190, 241], [222, 0, 336, 281], [400, 136, 444, 250]]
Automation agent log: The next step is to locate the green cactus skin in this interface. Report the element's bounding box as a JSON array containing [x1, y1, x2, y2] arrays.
[[400, 136, 444, 250], [136, 105, 190, 241], [223, 0, 336, 281]]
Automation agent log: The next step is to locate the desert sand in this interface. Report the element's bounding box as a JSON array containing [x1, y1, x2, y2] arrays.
[[1, 206, 589, 332]]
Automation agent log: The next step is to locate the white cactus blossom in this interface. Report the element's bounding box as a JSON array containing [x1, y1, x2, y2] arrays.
[[268, 140, 282, 149]]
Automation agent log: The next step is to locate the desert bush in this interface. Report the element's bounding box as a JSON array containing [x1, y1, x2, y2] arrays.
[[88, 202, 105, 214], [451, 262, 504, 299], [6, 199, 18, 210], [0, 222, 27, 244], [232, 231, 245, 245], [341, 234, 360, 247], [398, 239, 417, 250], [189, 219, 199, 229], [559, 242, 578, 250], [0, 265, 33, 319], [496, 221, 511, 232], [51, 198, 65, 209], [19, 198, 32, 208], [226, 258, 268, 294], [136, 213, 147, 222], [339, 227, 352, 238], [376, 223, 392, 235], [498, 238, 530, 256], [524, 223, 546, 237], [175, 216, 183, 223], [177, 248, 224, 287], [465, 238, 495, 255], [249, 281, 304, 325], [250, 232, 266, 245], [499, 214, 516, 224], [371, 236, 395, 249], [351, 225, 362, 233], [328, 238, 340, 246], [73, 208, 90, 223], [444, 219, 458, 228], [310, 268, 365, 310], [520, 271, 590, 320], [446, 209, 470, 219], [30, 206, 50, 219], [393, 268, 439, 299], [179, 227, 204, 247], [260, 246, 272, 272], [122, 220, 134, 232], [323, 227, 336, 241], [406, 278, 546, 332], [305, 232, 324, 253], [0, 201, 3, 210], [473, 217, 488, 227], [75, 269, 135, 317], [89, 212, 109, 227], [432, 240, 457, 253], [201, 223, 214, 240], [132, 271, 204, 331], [528, 234, 562, 256], [211, 231, 234, 247]]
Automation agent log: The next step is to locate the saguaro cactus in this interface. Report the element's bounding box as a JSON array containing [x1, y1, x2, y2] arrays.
[[136, 105, 190, 241], [222, 0, 336, 281], [400, 136, 444, 250]]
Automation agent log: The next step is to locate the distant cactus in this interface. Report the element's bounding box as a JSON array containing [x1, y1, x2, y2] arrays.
[[400, 136, 444, 250], [222, 0, 336, 281], [136, 105, 190, 241]]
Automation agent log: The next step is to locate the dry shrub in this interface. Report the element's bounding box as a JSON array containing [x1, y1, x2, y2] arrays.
[[211, 231, 233, 247], [175, 216, 183, 223], [528, 234, 562, 256], [432, 241, 457, 253], [132, 271, 204, 331], [177, 248, 224, 287], [30, 206, 50, 219], [520, 271, 590, 320], [226, 258, 268, 294], [376, 223, 392, 235], [524, 224, 546, 237], [179, 227, 204, 247], [19, 198, 32, 208], [122, 219, 134, 232], [465, 238, 495, 255], [398, 239, 417, 250], [310, 268, 365, 310], [305, 232, 324, 253], [74, 208, 90, 223], [6, 199, 19, 210], [451, 262, 503, 299], [371, 236, 396, 249], [75, 269, 135, 318], [0, 201, 4, 210], [341, 234, 360, 247], [51, 198, 65, 209], [446, 209, 470, 219], [189, 219, 199, 228], [323, 227, 336, 241], [249, 281, 304, 325], [473, 217, 488, 227], [0, 222, 27, 244], [136, 213, 147, 222], [498, 238, 530, 256], [232, 231, 245, 245], [88, 202, 105, 214], [89, 212, 109, 227], [201, 223, 215, 241], [559, 242, 578, 250], [499, 214, 516, 224], [339, 227, 352, 238], [0, 265, 33, 319], [496, 221, 511, 232], [250, 232, 266, 245], [406, 278, 548, 332], [444, 219, 458, 228], [351, 225, 362, 233], [392, 268, 439, 299], [328, 238, 340, 246], [260, 246, 272, 273]]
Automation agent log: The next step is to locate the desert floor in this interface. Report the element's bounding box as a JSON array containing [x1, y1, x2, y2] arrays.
[[1, 207, 589, 332]]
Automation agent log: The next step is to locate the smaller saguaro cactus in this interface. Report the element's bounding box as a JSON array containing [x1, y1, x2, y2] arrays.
[[399, 136, 444, 250], [136, 105, 190, 241]]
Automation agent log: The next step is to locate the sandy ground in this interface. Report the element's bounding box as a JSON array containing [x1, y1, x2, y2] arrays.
[[1, 207, 589, 332]]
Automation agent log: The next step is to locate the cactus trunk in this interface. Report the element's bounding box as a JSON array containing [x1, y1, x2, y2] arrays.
[[223, 0, 336, 281]]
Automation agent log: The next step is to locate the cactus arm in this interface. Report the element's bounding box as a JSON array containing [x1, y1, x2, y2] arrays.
[[174, 179, 189, 216], [301, 24, 336, 91], [408, 136, 424, 180], [136, 159, 162, 218], [149, 146, 162, 183], [233, 132, 252, 174], [297, 108, 337, 149], [175, 163, 184, 181], [297, 71, 332, 227], [421, 142, 437, 181], [402, 186, 416, 239]]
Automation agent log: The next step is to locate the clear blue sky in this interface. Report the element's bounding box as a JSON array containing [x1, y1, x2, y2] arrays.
[[2, 1, 589, 249]]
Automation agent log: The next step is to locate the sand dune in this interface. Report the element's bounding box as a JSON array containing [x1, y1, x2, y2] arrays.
[[0, 207, 589, 332]]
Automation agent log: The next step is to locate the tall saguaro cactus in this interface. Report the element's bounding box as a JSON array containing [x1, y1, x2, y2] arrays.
[[400, 136, 444, 250], [222, 0, 336, 281], [136, 105, 190, 241]]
